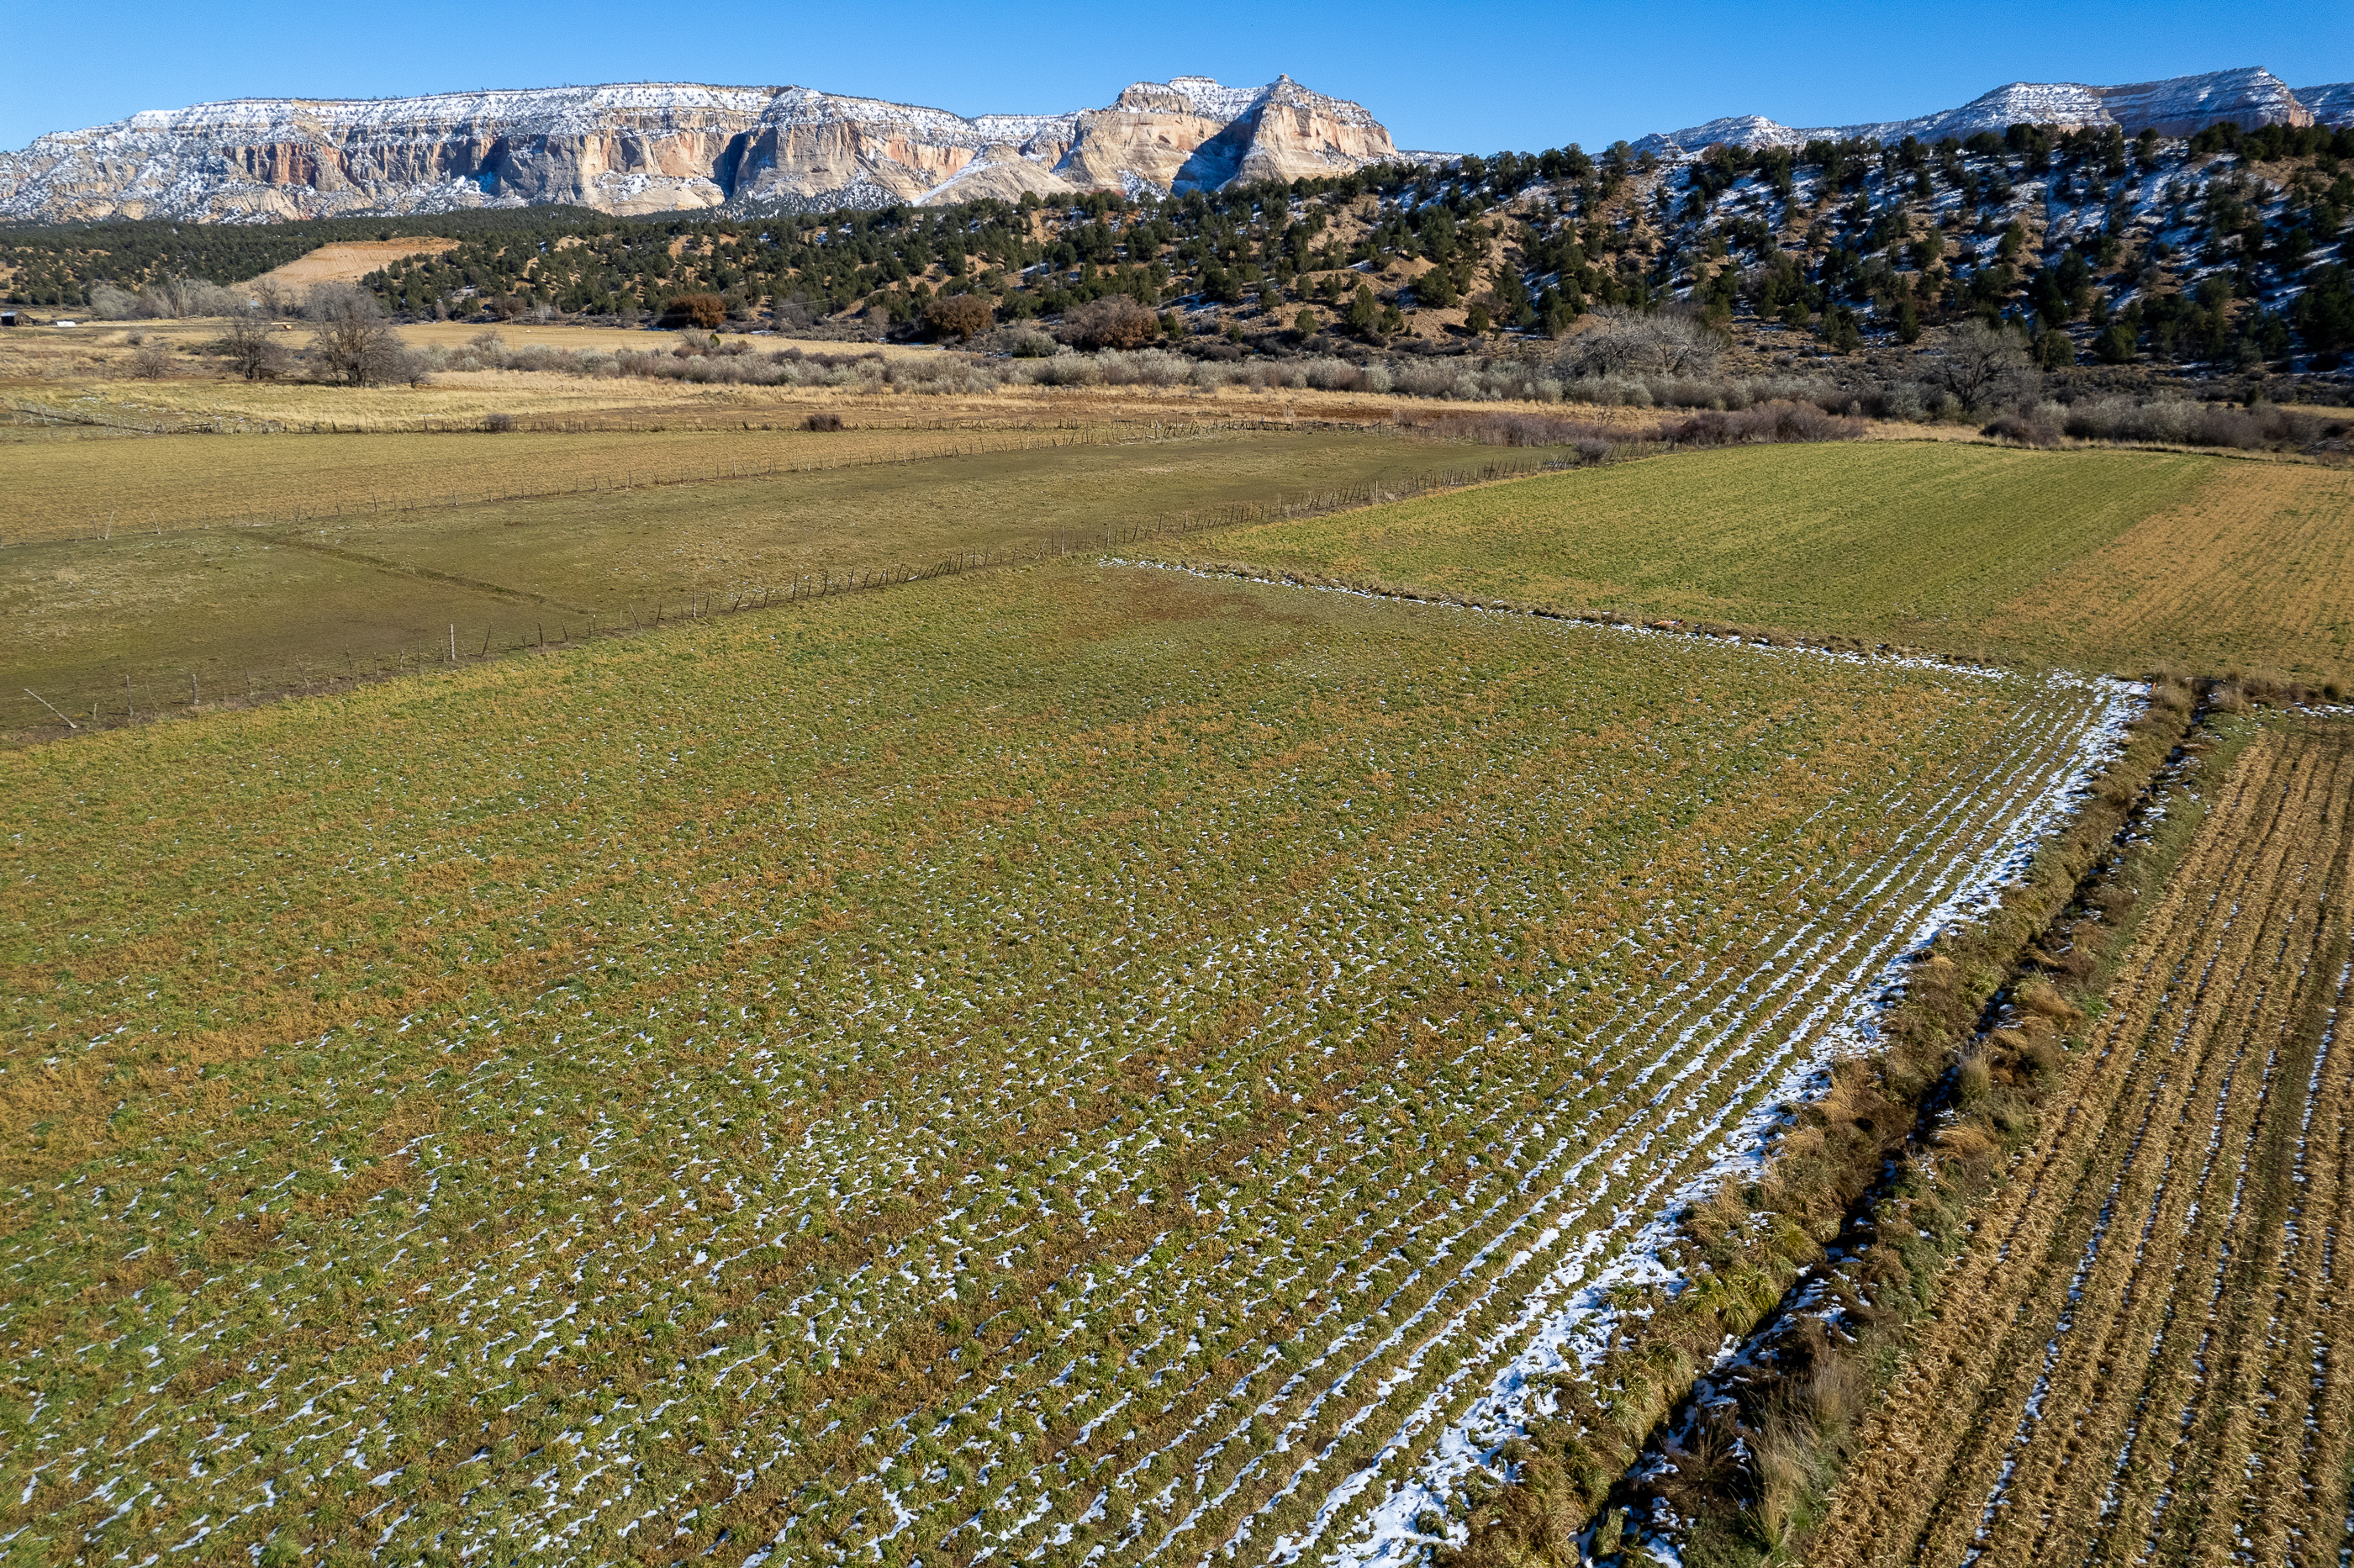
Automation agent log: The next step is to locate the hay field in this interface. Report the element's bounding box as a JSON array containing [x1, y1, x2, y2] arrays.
[[0, 562, 2136, 1567], [1977, 460, 2354, 680], [1173, 443, 2354, 684], [1811, 716, 2354, 1566], [0, 421, 1280, 542], [0, 428, 1493, 731]]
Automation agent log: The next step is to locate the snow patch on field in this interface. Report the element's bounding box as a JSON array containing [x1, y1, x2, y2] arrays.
[[1098, 568, 2142, 1567]]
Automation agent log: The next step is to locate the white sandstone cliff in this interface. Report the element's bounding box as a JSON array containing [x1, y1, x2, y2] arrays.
[[0, 75, 1400, 223]]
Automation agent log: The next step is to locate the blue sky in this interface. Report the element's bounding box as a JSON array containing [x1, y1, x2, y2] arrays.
[[3, 0, 2347, 156]]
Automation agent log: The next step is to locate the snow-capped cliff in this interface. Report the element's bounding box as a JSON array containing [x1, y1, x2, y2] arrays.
[[2299, 82, 2354, 126], [1636, 66, 2322, 160], [0, 76, 1398, 223]]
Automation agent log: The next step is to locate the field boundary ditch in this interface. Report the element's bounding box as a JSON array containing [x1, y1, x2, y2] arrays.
[[1451, 682, 2262, 1568], [1110, 558, 2020, 678]]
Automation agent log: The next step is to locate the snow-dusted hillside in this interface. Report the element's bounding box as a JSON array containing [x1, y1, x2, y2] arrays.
[[1637, 67, 2330, 160], [0, 75, 1396, 223]]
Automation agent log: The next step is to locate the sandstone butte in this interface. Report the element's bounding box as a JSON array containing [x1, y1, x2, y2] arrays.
[[0, 75, 1404, 224]]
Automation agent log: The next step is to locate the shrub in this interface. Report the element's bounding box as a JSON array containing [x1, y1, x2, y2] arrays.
[[1057, 295, 1158, 351], [483, 412, 515, 433], [2057, 395, 2339, 451], [126, 341, 174, 379], [804, 412, 845, 432], [661, 293, 729, 330], [1661, 400, 1866, 446], [924, 293, 995, 344], [1981, 412, 2062, 447]]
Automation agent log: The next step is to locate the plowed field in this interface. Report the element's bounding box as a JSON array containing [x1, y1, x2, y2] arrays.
[[1812, 718, 2354, 1567]]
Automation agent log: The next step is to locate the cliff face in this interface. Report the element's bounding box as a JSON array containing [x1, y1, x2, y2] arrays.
[[0, 76, 1398, 224], [1637, 66, 2330, 158], [2299, 82, 2354, 127]]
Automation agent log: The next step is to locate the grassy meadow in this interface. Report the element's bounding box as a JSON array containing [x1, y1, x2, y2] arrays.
[[0, 559, 2134, 1566], [0, 422, 1240, 543], [1173, 441, 2354, 685]]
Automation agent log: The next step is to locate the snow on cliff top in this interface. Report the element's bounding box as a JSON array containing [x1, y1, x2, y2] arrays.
[[2301, 83, 2354, 125], [34, 75, 1347, 157], [1637, 66, 2318, 159]]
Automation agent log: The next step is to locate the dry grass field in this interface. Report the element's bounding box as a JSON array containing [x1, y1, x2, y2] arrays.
[[1811, 717, 2354, 1567], [244, 238, 462, 290], [1977, 461, 2354, 680]]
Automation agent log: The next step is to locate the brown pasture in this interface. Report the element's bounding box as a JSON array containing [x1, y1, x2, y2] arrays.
[[242, 237, 462, 290]]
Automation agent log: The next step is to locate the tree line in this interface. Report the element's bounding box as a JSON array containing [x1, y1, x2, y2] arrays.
[[7, 117, 2351, 375]]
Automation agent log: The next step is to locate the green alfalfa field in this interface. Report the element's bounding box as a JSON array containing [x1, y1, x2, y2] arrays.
[[0, 544, 2143, 1566]]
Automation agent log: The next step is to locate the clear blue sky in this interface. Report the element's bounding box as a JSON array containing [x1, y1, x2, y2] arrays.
[[3, 0, 2348, 156]]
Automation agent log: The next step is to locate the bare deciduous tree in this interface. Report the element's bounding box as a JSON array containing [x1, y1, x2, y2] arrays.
[[221, 311, 291, 382], [1560, 306, 1728, 377], [87, 282, 139, 319], [1932, 319, 2037, 411], [306, 284, 416, 387], [137, 274, 241, 319]]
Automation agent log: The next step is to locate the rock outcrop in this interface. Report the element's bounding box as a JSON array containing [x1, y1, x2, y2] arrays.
[[1637, 66, 2323, 158], [2300, 82, 2354, 127], [0, 75, 1398, 224]]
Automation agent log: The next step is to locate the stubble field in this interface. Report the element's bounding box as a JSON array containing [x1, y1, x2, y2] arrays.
[[0, 561, 2135, 1566], [1812, 717, 2354, 1568]]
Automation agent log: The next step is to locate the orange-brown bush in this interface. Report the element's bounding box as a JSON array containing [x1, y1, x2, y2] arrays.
[[660, 293, 728, 330], [1058, 294, 1159, 351], [923, 293, 995, 343]]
